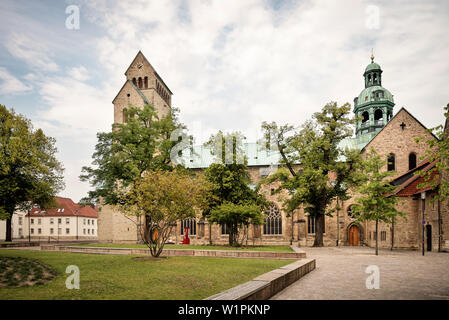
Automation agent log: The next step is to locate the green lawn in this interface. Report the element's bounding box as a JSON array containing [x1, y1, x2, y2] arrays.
[[79, 243, 294, 252], [0, 249, 290, 300]]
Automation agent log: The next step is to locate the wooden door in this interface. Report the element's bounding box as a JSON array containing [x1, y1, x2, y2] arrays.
[[349, 225, 360, 246]]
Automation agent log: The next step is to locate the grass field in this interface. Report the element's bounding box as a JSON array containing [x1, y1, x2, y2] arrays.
[[0, 249, 291, 299], [79, 243, 294, 252]]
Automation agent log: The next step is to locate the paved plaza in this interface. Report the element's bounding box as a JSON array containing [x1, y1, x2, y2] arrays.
[[272, 246, 449, 300]]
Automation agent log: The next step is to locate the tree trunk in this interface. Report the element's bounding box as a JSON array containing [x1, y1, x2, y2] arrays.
[[313, 214, 324, 247], [375, 219, 379, 256], [5, 217, 12, 242]]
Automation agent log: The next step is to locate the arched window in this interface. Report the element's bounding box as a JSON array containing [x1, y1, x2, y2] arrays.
[[387, 154, 395, 171], [374, 109, 383, 121], [138, 77, 142, 89], [132, 78, 137, 86], [144, 77, 148, 89], [263, 205, 282, 235], [362, 111, 369, 123], [387, 111, 392, 121], [122, 108, 128, 123], [180, 218, 196, 235], [409, 153, 417, 170]]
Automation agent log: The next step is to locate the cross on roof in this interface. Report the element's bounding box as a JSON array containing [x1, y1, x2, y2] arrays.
[[400, 122, 406, 130]]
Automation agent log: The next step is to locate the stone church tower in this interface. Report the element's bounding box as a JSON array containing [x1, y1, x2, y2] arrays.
[[112, 51, 172, 124], [98, 51, 174, 243]]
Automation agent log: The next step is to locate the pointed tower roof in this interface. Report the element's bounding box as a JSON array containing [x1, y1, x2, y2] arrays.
[[125, 51, 173, 94]]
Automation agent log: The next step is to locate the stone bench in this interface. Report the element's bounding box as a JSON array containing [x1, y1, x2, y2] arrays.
[[205, 258, 316, 300]]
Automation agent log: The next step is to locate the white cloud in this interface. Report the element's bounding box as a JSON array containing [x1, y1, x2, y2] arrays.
[[68, 66, 90, 81], [0, 67, 32, 95], [6, 32, 59, 72]]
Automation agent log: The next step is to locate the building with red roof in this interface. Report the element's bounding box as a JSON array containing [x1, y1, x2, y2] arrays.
[[5, 196, 98, 241]]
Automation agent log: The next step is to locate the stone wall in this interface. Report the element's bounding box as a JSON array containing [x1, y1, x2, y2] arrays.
[[362, 108, 436, 175]]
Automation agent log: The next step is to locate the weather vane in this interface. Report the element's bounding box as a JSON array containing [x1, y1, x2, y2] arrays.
[[371, 48, 375, 62]]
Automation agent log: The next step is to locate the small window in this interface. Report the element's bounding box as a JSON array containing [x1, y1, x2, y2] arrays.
[[66, 228, 70, 234], [18, 217, 22, 225], [381, 231, 387, 241], [38, 218, 41, 225], [92, 229, 95, 235], [38, 228, 42, 234], [387, 154, 395, 171], [83, 219, 86, 225], [347, 205, 354, 217], [31, 219, 34, 224], [31, 228, 34, 234], [123, 108, 128, 123], [88, 219, 90, 225], [18, 228, 23, 237], [50, 218, 54, 224], [58, 228, 62, 235], [66, 218, 70, 224], [88, 229, 90, 235], [83, 229, 86, 235], [58, 218, 62, 224], [409, 153, 417, 170], [221, 224, 229, 235], [50, 228, 54, 235]]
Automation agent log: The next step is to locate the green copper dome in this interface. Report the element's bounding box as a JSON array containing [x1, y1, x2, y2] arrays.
[[357, 85, 394, 106], [365, 61, 381, 73]]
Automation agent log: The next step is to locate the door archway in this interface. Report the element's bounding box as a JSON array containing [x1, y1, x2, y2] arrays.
[[348, 225, 360, 246], [426, 225, 432, 251]]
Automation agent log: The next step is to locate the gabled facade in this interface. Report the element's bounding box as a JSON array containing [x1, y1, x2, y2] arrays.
[[113, 51, 172, 124]]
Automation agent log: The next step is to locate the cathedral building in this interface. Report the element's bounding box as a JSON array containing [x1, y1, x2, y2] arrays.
[[98, 51, 448, 252]]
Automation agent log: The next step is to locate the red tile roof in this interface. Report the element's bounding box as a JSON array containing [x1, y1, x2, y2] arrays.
[[390, 160, 440, 197], [28, 197, 98, 218], [396, 167, 439, 196]]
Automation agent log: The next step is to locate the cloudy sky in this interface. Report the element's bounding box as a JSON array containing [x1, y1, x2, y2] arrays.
[[0, 0, 448, 202]]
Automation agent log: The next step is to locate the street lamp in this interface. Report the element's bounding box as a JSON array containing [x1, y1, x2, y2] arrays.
[[421, 192, 426, 256]]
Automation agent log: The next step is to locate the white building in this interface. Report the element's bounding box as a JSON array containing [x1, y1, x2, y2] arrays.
[[0, 196, 98, 241]]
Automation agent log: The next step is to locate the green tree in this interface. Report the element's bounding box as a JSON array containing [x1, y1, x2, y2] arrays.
[[80, 104, 186, 205], [203, 131, 267, 246], [260, 102, 364, 246], [0, 105, 64, 241], [208, 203, 263, 246], [415, 103, 449, 205], [120, 169, 210, 257], [352, 148, 405, 255]]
